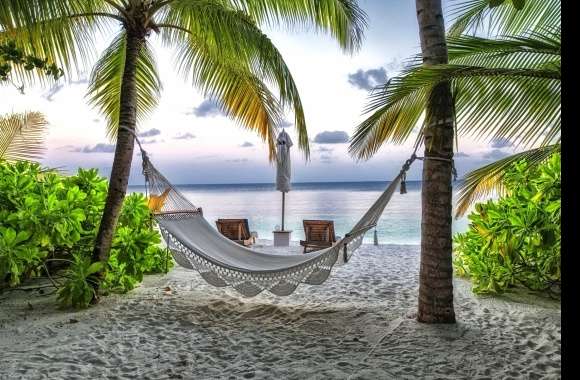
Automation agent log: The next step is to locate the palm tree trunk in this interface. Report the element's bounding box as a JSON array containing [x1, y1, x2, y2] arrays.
[[92, 32, 144, 274], [415, 0, 456, 323]]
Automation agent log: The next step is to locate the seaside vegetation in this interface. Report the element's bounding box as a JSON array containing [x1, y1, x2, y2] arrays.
[[453, 153, 560, 296], [0, 161, 171, 308]]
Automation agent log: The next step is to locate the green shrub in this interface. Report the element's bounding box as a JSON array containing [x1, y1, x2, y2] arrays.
[[104, 193, 172, 293], [56, 255, 104, 309], [453, 153, 561, 295], [0, 161, 172, 307]]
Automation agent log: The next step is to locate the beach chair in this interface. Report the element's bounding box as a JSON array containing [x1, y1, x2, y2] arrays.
[[216, 219, 256, 247], [300, 220, 337, 253]]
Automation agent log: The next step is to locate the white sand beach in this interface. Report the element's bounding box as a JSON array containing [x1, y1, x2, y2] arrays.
[[0, 243, 561, 379]]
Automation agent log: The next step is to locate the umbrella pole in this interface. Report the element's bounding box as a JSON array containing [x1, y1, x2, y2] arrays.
[[282, 192, 285, 231]]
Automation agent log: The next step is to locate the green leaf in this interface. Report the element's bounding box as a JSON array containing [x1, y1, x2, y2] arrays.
[[511, 0, 526, 10], [87, 261, 104, 275]]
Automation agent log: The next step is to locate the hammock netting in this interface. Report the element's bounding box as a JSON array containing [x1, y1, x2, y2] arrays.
[[140, 150, 414, 297]]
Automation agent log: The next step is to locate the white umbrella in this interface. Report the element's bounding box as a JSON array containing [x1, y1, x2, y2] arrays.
[[275, 129, 293, 230]]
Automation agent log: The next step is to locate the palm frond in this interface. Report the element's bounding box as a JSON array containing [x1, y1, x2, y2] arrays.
[[349, 61, 560, 160], [86, 32, 163, 139], [0, 111, 48, 162], [349, 74, 428, 160], [228, 0, 367, 53], [455, 144, 560, 217], [447, 28, 560, 68], [0, 0, 117, 81], [158, 0, 309, 157], [171, 33, 282, 160], [447, 0, 560, 36]]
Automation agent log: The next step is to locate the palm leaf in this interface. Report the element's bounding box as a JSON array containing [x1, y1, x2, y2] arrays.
[[447, 0, 560, 36], [349, 60, 560, 160], [446, 28, 560, 68], [229, 0, 367, 53], [170, 32, 282, 160], [455, 144, 560, 216], [158, 0, 309, 157], [86, 31, 163, 139], [0, 0, 116, 81], [0, 111, 48, 162]]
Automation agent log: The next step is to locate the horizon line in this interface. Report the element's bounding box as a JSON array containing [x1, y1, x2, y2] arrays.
[[128, 179, 464, 187]]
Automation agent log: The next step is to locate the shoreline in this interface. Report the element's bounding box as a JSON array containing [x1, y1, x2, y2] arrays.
[[0, 244, 560, 379]]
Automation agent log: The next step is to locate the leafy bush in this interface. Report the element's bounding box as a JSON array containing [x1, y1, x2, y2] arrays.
[[56, 255, 103, 309], [0, 161, 172, 307], [105, 193, 171, 293], [453, 153, 561, 295]]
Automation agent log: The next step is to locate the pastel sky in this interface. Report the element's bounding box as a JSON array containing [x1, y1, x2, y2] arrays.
[[1, 0, 518, 185]]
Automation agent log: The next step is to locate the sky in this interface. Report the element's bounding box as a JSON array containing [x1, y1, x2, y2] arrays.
[[0, 0, 519, 185]]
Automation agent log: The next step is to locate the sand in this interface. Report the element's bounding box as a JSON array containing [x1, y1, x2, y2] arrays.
[[0, 243, 560, 379]]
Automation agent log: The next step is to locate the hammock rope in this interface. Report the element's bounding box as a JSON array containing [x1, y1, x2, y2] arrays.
[[121, 127, 423, 297]]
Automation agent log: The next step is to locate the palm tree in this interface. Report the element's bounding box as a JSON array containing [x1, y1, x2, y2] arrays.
[[2, 0, 367, 285], [0, 111, 48, 162], [413, 0, 456, 323], [349, 0, 559, 322], [349, 0, 560, 215]]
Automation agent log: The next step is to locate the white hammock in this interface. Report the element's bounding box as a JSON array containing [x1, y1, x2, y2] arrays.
[[136, 134, 416, 297]]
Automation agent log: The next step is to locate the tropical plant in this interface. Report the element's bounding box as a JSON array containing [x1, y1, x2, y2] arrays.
[[0, 111, 48, 162], [57, 255, 104, 309], [349, 0, 560, 216], [105, 193, 170, 293], [0, 227, 41, 286], [1, 0, 368, 287], [0, 161, 169, 308], [1, 39, 63, 163], [454, 153, 560, 295], [411, 0, 456, 323], [0, 39, 63, 85]]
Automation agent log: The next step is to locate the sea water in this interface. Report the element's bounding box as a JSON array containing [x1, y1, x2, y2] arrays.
[[129, 181, 471, 245]]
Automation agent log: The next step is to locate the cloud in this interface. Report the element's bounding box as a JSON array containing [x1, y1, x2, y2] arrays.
[[482, 149, 510, 160], [348, 67, 388, 91], [173, 132, 195, 140], [138, 128, 161, 138], [384, 57, 407, 72], [189, 99, 225, 117], [42, 77, 89, 102], [313, 131, 349, 144], [454, 152, 470, 158], [279, 119, 293, 128], [226, 158, 249, 163], [72, 143, 116, 153], [316, 146, 333, 153], [320, 154, 333, 164], [240, 142, 254, 147], [142, 138, 163, 145], [43, 84, 64, 102], [490, 137, 514, 149]]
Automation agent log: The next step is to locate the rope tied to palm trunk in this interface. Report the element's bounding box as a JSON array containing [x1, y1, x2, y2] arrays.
[[398, 149, 458, 194]]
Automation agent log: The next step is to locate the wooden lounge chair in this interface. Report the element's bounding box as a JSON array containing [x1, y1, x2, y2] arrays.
[[300, 220, 337, 253], [216, 219, 256, 247]]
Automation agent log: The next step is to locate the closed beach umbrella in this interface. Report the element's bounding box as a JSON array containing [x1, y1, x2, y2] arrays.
[[276, 129, 293, 230]]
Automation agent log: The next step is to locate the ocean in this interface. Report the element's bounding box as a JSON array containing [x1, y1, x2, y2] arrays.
[[129, 181, 471, 245]]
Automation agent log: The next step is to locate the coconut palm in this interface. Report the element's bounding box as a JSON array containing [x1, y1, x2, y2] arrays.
[[349, 0, 560, 217], [348, 0, 558, 323], [1, 0, 367, 279], [409, 0, 457, 323]]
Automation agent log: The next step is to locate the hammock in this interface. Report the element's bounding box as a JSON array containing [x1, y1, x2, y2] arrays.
[[135, 135, 417, 297]]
